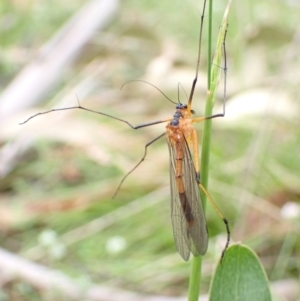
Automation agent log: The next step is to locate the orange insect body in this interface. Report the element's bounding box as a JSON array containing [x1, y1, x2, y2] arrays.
[[166, 104, 208, 259]]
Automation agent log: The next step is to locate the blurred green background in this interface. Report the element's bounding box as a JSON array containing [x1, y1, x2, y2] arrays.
[[0, 0, 299, 300]]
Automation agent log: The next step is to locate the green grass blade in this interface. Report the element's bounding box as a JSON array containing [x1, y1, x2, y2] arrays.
[[201, 0, 230, 203], [188, 2, 231, 301]]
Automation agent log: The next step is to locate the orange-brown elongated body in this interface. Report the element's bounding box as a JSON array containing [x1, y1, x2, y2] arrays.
[[166, 104, 208, 260]]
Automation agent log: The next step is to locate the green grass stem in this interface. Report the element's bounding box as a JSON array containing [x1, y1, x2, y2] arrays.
[[188, 1, 230, 300]]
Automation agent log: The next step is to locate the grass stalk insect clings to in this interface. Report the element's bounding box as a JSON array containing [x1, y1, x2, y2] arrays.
[[21, 0, 230, 261]]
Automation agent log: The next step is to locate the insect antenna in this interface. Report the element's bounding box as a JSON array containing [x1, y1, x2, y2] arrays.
[[177, 82, 188, 105], [121, 79, 177, 105]]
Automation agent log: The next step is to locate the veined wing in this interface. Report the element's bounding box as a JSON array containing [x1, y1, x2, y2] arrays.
[[167, 135, 208, 260]]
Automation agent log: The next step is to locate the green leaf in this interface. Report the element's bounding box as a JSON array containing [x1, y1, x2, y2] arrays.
[[209, 244, 272, 301]]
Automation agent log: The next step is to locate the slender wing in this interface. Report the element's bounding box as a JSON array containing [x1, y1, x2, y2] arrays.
[[168, 141, 190, 260], [167, 135, 208, 260]]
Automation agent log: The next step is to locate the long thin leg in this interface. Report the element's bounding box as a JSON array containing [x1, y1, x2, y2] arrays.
[[191, 21, 228, 123], [188, 126, 230, 260], [112, 132, 166, 198], [199, 183, 230, 261], [187, 0, 207, 113], [20, 100, 170, 198], [20, 104, 172, 129]]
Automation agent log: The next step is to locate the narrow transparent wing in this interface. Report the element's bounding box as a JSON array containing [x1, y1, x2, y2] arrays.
[[182, 139, 208, 256], [167, 135, 208, 260], [168, 140, 190, 260]]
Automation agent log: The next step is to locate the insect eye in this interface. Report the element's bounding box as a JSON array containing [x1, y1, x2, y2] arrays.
[[176, 103, 188, 110], [191, 110, 196, 115]]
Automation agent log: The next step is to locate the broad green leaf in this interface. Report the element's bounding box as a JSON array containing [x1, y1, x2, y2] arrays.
[[209, 244, 272, 301]]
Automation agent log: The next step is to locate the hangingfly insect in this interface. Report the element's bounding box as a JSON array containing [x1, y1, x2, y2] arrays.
[[20, 0, 231, 261]]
